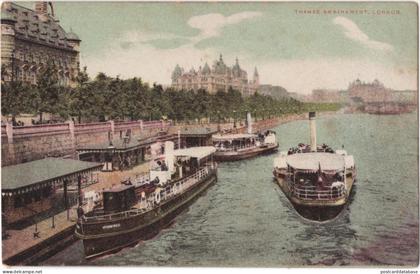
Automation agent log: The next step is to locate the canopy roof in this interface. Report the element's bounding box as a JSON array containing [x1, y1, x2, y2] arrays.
[[180, 127, 218, 137], [212, 133, 257, 141], [2, 158, 102, 191], [77, 137, 155, 152], [285, 153, 345, 171], [173, 146, 216, 160]]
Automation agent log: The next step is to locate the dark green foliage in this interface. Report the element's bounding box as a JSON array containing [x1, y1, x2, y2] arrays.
[[1, 70, 341, 123]]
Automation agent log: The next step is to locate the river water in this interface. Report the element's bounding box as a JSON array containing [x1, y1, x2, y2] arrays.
[[45, 112, 419, 267]]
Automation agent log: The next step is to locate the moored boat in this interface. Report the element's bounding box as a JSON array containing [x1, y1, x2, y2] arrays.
[[75, 142, 217, 259], [212, 131, 278, 161], [273, 112, 356, 221]]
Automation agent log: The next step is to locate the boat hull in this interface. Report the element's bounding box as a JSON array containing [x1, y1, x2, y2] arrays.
[[274, 170, 355, 222], [215, 143, 278, 162], [76, 171, 217, 259]]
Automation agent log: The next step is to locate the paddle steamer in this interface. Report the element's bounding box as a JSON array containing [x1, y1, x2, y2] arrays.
[[75, 142, 217, 258], [273, 112, 356, 221]]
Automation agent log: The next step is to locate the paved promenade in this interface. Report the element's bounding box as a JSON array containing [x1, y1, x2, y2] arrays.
[[2, 161, 151, 265], [2, 205, 78, 264]]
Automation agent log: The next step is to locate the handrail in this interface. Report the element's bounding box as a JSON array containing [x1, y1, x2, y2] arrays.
[[292, 184, 346, 200]]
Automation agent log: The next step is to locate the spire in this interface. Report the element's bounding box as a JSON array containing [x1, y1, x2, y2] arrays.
[[254, 67, 259, 77], [171, 64, 182, 81], [202, 62, 211, 74], [235, 57, 239, 65], [219, 54, 223, 62]]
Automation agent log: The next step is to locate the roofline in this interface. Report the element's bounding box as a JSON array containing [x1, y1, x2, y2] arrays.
[[15, 35, 79, 53], [2, 163, 103, 192]]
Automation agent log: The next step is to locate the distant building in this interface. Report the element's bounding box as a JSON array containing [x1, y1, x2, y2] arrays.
[[1, 1, 81, 86], [311, 89, 347, 103], [258, 84, 290, 100], [171, 54, 259, 96], [347, 79, 392, 103]]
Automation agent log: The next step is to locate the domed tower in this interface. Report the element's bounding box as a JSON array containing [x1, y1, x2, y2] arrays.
[[232, 57, 241, 78], [1, 3, 17, 82]]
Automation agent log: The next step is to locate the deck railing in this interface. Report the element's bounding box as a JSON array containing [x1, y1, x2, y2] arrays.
[[80, 165, 216, 223], [291, 184, 346, 200]]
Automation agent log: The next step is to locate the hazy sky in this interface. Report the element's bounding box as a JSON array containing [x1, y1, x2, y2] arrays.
[[24, 1, 418, 94]]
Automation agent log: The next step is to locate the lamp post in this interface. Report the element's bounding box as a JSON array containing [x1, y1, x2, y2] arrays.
[[106, 141, 114, 171], [217, 110, 221, 132], [233, 110, 236, 129]]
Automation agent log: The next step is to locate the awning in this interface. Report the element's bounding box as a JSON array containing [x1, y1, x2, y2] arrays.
[[1, 158, 102, 195], [285, 153, 345, 171]]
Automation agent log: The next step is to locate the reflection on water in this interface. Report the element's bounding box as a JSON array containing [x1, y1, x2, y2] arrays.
[[45, 112, 419, 267]]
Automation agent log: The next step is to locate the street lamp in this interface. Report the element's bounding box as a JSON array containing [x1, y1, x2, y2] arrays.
[[233, 110, 236, 128], [217, 110, 221, 132], [106, 140, 114, 171]]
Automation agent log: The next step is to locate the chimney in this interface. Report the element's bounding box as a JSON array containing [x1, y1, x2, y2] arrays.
[[35, 2, 48, 14], [165, 141, 175, 174], [246, 112, 252, 134], [309, 112, 317, 152]]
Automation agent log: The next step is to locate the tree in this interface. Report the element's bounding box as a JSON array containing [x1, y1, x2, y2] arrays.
[[1, 80, 33, 124], [33, 61, 62, 122], [69, 66, 96, 123]]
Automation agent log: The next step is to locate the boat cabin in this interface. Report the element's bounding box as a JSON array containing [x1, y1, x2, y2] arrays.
[[212, 133, 258, 151], [102, 185, 136, 213], [280, 152, 348, 188]]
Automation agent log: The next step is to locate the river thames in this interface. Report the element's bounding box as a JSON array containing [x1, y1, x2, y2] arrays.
[[45, 112, 419, 266]]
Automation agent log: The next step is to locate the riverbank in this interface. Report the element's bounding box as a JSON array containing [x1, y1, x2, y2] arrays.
[[251, 111, 339, 132], [3, 111, 339, 266]]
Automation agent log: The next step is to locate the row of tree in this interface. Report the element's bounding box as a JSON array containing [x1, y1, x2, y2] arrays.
[[1, 63, 340, 124]]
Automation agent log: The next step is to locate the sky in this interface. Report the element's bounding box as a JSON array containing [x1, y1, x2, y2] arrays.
[[22, 1, 418, 94]]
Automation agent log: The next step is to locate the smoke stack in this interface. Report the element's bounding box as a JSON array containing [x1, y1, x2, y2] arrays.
[[165, 141, 175, 174], [247, 112, 252, 134], [309, 112, 317, 152]]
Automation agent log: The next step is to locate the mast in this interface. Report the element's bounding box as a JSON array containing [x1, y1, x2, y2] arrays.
[[309, 112, 317, 152]]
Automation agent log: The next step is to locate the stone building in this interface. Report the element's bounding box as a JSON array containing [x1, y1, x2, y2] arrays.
[[1, 1, 81, 87], [347, 79, 392, 103], [171, 54, 259, 96]]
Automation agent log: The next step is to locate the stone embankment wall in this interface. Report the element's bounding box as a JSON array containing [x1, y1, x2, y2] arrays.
[[1, 120, 170, 167], [1, 112, 336, 167]]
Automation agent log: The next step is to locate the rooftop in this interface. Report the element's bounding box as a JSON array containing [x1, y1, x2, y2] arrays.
[[1, 158, 102, 191], [284, 152, 345, 171], [1, 2, 79, 51], [212, 133, 257, 141], [173, 146, 216, 160], [180, 126, 218, 136], [77, 136, 156, 152]]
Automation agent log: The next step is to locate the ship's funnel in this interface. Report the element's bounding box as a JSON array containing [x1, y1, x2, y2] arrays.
[[309, 112, 317, 152], [165, 141, 175, 174], [247, 112, 252, 134]]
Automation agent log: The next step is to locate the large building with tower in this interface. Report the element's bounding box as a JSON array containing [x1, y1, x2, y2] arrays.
[[1, 1, 81, 87], [171, 54, 259, 96]]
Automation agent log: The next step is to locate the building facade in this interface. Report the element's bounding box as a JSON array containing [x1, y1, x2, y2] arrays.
[[347, 79, 392, 103], [1, 1, 81, 87], [171, 54, 259, 96]]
